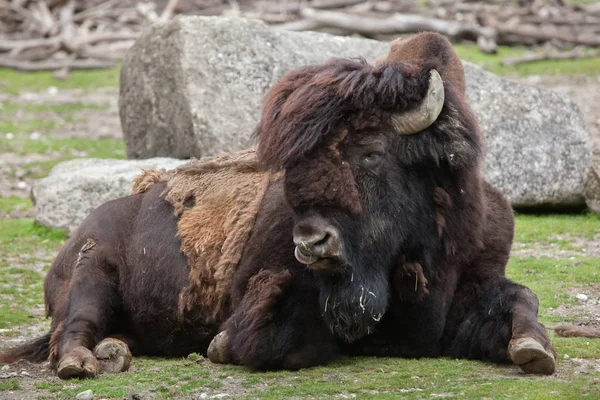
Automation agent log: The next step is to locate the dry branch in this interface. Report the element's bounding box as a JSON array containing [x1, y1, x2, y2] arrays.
[[0, 56, 116, 71], [264, 0, 367, 15], [498, 25, 600, 46], [298, 8, 495, 40], [159, 0, 180, 22], [501, 48, 600, 65]]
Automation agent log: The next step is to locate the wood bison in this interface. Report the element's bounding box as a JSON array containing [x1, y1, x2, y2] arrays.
[[3, 32, 574, 379]]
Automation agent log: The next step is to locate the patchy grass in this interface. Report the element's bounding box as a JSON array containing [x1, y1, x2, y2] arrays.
[[514, 213, 600, 242], [30, 355, 600, 399], [0, 219, 65, 328], [0, 380, 21, 391], [508, 257, 600, 321], [0, 196, 32, 214], [454, 44, 600, 76], [0, 67, 120, 95], [1, 136, 125, 179]]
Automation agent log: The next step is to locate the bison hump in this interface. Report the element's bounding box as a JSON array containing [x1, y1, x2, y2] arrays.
[[164, 149, 273, 323]]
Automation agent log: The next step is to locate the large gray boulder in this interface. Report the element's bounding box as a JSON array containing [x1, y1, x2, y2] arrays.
[[32, 158, 186, 233], [120, 16, 388, 160], [466, 65, 590, 208], [120, 16, 591, 208]]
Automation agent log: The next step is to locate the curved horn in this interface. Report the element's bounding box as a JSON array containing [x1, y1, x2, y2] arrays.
[[391, 69, 445, 135]]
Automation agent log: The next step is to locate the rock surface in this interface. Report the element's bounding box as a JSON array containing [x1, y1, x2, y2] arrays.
[[120, 16, 388, 160], [120, 16, 590, 208], [585, 145, 600, 214], [32, 158, 186, 233], [465, 64, 590, 208]]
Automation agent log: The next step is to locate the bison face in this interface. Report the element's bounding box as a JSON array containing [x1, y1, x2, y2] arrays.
[[284, 129, 405, 342]]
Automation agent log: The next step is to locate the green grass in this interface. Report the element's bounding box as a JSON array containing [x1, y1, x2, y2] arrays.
[[30, 356, 600, 399], [0, 101, 110, 136], [0, 380, 20, 391], [454, 44, 600, 76], [514, 213, 600, 242], [0, 136, 126, 179], [566, 0, 600, 4], [508, 256, 600, 319], [0, 196, 32, 214], [0, 219, 65, 328], [0, 67, 120, 95]]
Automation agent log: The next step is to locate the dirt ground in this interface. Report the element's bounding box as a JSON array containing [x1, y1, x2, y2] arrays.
[[0, 73, 599, 397]]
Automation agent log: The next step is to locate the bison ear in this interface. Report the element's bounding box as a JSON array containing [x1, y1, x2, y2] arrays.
[[391, 69, 445, 135]]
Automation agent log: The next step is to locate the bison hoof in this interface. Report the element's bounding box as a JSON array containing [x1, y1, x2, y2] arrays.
[[207, 331, 230, 364], [509, 337, 556, 375], [57, 346, 98, 379], [93, 338, 132, 374]]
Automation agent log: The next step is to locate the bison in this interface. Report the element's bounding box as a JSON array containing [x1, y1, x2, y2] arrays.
[[1, 32, 561, 378]]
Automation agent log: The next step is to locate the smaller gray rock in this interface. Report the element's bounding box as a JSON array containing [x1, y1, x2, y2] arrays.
[[32, 158, 187, 233], [76, 390, 94, 400]]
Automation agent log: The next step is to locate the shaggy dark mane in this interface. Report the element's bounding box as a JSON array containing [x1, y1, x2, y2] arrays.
[[255, 58, 436, 170]]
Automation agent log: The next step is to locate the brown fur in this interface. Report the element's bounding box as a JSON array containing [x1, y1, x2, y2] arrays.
[[230, 269, 293, 363], [132, 169, 168, 194], [162, 149, 273, 322], [386, 32, 466, 96]]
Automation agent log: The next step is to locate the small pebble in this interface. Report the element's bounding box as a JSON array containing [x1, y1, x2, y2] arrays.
[[48, 86, 58, 96], [1, 365, 9, 371], [564, 354, 570, 359], [5, 132, 14, 140], [76, 389, 94, 400], [29, 131, 41, 140], [576, 294, 588, 301], [21, 371, 30, 376], [17, 181, 27, 189]]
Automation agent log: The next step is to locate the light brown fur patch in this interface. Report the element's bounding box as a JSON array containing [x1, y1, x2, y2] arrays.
[[132, 169, 168, 194], [162, 149, 274, 323]]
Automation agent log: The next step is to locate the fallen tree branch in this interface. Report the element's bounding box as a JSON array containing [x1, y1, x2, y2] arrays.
[[498, 25, 600, 46], [159, 0, 180, 22], [298, 8, 496, 40], [0, 36, 63, 52], [272, 18, 323, 31], [264, 0, 367, 15], [501, 48, 600, 65], [0, 56, 116, 71]]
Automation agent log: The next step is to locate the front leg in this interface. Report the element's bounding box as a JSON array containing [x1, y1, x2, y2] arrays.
[[444, 278, 556, 375], [209, 268, 337, 370]]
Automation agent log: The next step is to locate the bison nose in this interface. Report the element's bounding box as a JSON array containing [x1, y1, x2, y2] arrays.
[[293, 219, 340, 265]]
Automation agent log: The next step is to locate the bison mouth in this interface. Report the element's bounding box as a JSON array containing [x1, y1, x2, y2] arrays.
[[294, 245, 318, 265]]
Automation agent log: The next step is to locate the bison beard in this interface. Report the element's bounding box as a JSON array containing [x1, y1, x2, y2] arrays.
[[1, 32, 577, 378], [317, 267, 390, 343]]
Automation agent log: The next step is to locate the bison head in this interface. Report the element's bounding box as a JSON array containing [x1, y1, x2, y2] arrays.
[[255, 33, 482, 342]]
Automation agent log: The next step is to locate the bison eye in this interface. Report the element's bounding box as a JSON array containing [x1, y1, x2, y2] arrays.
[[360, 152, 384, 168]]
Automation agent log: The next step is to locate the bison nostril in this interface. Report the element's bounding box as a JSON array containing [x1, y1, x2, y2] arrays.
[[312, 233, 330, 251], [296, 232, 330, 254]]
